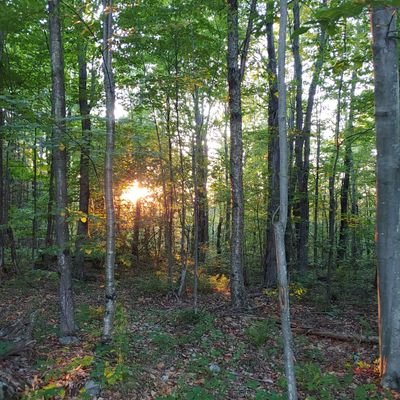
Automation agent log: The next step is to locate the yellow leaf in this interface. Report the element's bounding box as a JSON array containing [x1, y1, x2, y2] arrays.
[[59, 143, 65, 151], [80, 216, 87, 223]]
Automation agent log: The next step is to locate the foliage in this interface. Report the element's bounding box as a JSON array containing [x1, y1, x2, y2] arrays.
[[0, 0, 392, 396], [245, 319, 278, 347], [91, 305, 131, 387]]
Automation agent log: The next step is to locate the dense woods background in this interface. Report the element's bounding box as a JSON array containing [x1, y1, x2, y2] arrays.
[[1, 0, 400, 399]]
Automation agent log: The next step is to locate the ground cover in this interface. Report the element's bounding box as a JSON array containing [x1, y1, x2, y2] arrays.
[[0, 268, 396, 399]]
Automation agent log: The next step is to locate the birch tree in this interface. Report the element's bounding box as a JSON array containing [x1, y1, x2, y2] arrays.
[[102, 0, 117, 342]]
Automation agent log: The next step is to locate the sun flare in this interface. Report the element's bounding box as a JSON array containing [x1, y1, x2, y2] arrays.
[[120, 181, 151, 204]]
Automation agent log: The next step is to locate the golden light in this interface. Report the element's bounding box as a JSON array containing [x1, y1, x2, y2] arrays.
[[120, 181, 151, 204]]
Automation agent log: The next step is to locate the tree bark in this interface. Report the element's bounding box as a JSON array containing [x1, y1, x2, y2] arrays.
[[275, 0, 297, 397], [166, 95, 175, 287], [223, 115, 231, 246], [0, 33, 5, 272], [338, 75, 356, 263], [313, 120, 321, 267], [48, 0, 76, 340], [263, 1, 279, 288], [227, 0, 246, 309], [371, 6, 400, 391], [45, 155, 55, 250], [192, 125, 200, 313], [216, 215, 223, 255], [102, 0, 116, 342], [131, 199, 141, 266], [0, 110, 4, 272], [193, 89, 209, 263], [32, 129, 38, 260], [174, 67, 188, 298], [75, 3, 92, 279]]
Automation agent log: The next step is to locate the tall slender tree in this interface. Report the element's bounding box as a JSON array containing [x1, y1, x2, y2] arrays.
[[74, 0, 92, 278], [275, 0, 297, 397], [263, 0, 279, 287], [292, 0, 327, 273], [227, 0, 246, 309], [48, 0, 76, 341], [102, 0, 116, 342], [0, 32, 4, 271]]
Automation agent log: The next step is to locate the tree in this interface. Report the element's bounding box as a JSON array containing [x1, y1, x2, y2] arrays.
[[274, 0, 297, 397], [102, 0, 117, 342], [74, 0, 93, 279], [48, 0, 76, 341], [227, 0, 246, 309], [372, 5, 400, 391], [0, 32, 5, 274], [292, 0, 327, 274], [263, 0, 279, 287]]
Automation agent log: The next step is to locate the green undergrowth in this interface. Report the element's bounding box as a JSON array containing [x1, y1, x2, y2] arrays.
[[3, 268, 389, 399], [90, 305, 132, 388], [245, 318, 279, 347], [25, 304, 135, 399], [133, 273, 170, 295]]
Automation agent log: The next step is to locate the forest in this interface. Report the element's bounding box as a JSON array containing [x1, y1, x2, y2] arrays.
[[1, 0, 400, 399]]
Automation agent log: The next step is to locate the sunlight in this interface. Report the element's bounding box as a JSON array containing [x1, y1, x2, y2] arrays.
[[120, 181, 151, 204]]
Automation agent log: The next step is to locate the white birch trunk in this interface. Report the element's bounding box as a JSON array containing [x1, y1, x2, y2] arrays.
[[102, 0, 116, 342]]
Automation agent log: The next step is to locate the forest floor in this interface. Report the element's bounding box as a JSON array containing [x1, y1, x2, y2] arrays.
[[0, 266, 398, 400]]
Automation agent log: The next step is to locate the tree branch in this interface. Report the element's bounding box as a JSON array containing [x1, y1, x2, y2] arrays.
[[240, 0, 257, 83]]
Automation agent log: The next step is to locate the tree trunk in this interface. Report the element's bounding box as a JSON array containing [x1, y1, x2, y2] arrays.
[[132, 199, 141, 266], [192, 128, 200, 313], [327, 65, 345, 301], [166, 96, 175, 287], [338, 75, 356, 264], [45, 155, 55, 250], [216, 214, 223, 255], [275, 0, 297, 396], [293, 0, 327, 274], [350, 162, 359, 267], [0, 34, 5, 272], [102, 0, 116, 342], [227, 0, 246, 309], [75, 5, 91, 279], [313, 120, 321, 267], [291, 0, 303, 272], [193, 89, 209, 263], [32, 129, 38, 260], [263, 1, 279, 288], [223, 116, 231, 246], [371, 6, 400, 391], [0, 110, 4, 271], [48, 0, 76, 340], [153, 112, 173, 282], [174, 68, 188, 298]]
